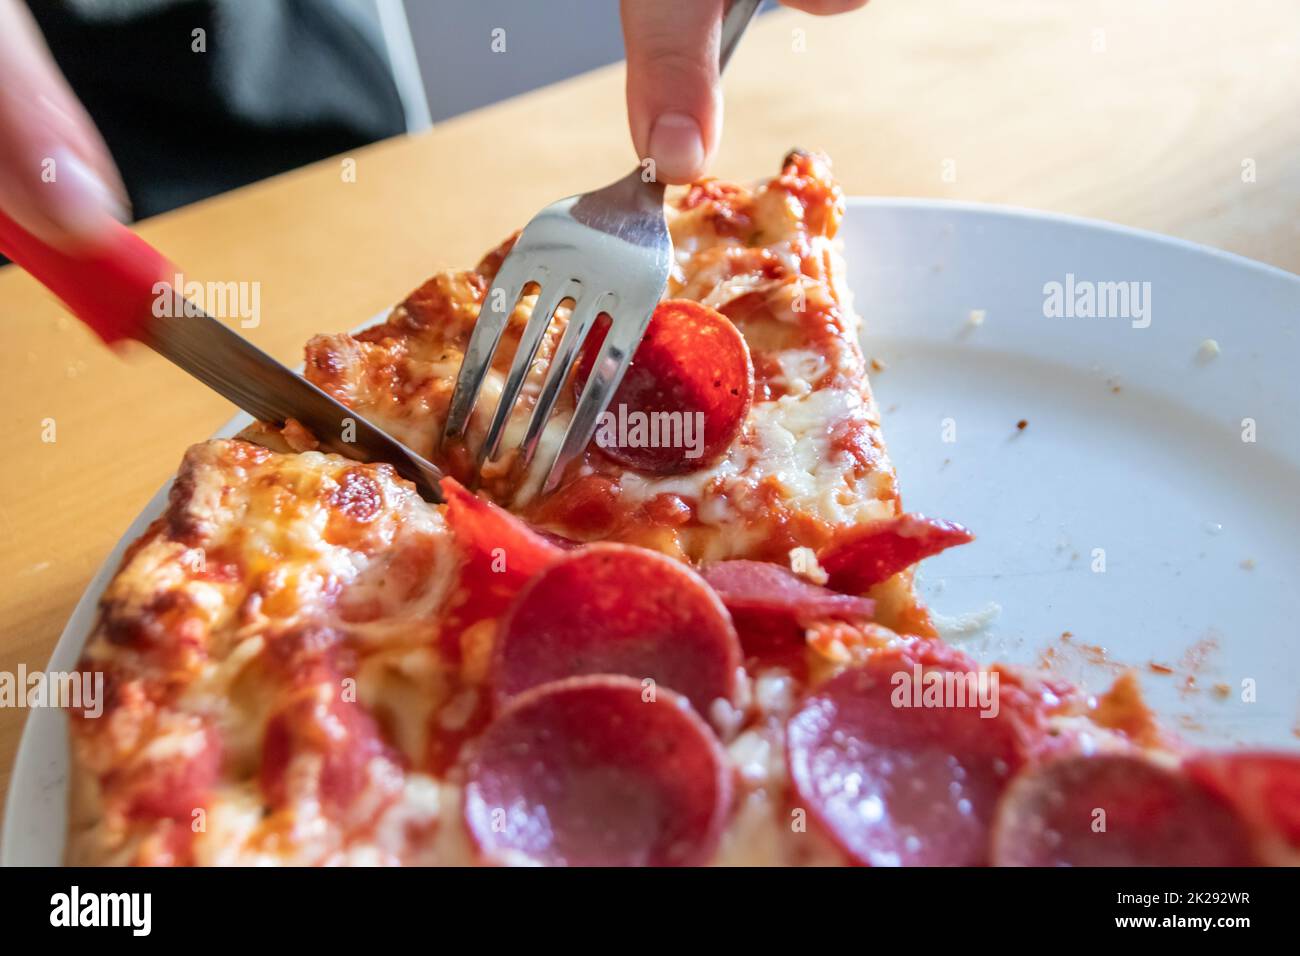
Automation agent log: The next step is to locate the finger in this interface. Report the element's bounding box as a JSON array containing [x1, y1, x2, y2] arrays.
[[780, 0, 870, 14], [0, 0, 128, 249], [621, 0, 725, 184]]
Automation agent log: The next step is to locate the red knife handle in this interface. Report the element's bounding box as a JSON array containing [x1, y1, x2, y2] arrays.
[[0, 210, 173, 345]]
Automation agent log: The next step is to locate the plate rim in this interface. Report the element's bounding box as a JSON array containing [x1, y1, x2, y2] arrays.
[[848, 196, 1300, 285]]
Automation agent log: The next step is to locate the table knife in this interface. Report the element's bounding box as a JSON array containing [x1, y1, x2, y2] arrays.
[[0, 211, 445, 502]]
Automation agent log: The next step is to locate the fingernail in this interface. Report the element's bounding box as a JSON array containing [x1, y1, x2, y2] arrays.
[[647, 112, 705, 182], [43, 148, 129, 241]]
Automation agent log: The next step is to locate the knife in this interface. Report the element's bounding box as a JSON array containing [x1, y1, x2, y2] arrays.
[[0, 211, 445, 503]]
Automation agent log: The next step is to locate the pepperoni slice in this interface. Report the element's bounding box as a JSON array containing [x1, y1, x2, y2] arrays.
[[493, 543, 741, 716], [439, 477, 564, 664], [1186, 752, 1300, 851], [463, 675, 732, 866], [990, 754, 1256, 866], [786, 654, 1025, 866], [701, 559, 874, 658], [574, 299, 753, 474], [441, 477, 562, 590], [819, 514, 974, 594]]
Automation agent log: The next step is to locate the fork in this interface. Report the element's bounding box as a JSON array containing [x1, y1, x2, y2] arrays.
[[441, 0, 763, 495]]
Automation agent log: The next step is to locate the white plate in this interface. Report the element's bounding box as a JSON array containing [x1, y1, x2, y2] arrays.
[[5, 198, 1299, 866]]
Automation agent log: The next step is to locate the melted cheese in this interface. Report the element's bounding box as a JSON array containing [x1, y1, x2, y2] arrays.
[[69, 441, 461, 866]]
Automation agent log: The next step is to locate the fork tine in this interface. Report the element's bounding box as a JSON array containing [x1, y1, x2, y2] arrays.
[[441, 255, 531, 446], [476, 277, 579, 469], [516, 291, 608, 471], [539, 303, 655, 495]]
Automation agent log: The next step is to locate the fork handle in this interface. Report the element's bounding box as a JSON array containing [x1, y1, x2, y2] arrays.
[[720, 0, 763, 72], [0, 211, 171, 345]]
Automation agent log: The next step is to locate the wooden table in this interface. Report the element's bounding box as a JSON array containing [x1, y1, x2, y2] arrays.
[[2, 0, 1297, 823]]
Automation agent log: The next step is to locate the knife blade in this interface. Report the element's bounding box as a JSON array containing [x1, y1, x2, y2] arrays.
[[146, 289, 445, 502], [0, 210, 444, 503]]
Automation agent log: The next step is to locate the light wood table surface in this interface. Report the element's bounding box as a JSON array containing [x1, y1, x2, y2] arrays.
[[2, 0, 1298, 823]]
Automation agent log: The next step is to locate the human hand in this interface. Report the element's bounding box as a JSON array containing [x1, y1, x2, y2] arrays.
[[0, 0, 128, 249], [620, 0, 868, 184]]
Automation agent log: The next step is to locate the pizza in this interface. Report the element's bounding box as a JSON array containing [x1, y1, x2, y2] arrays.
[[65, 152, 1300, 866]]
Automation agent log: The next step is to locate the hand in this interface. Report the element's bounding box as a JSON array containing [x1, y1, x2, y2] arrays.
[[0, 0, 128, 248], [621, 0, 868, 184]]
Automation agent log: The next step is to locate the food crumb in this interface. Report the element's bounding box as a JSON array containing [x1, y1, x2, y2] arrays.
[[1212, 683, 1231, 699], [1240, 558, 1256, 570], [1180, 635, 1219, 675], [1197, 338, 1221, 362], [1177, 713, 1205, 733], [1015, 419, 1028, 431], [281, 418, 321, 452], [869, 357, 886, 373], [1149, 662, 1174, 675]]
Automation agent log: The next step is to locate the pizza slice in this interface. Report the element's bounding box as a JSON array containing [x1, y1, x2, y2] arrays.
[[301, 151, 965, 637]]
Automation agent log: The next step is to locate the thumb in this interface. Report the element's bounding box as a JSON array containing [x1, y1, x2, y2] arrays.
[[0, 0, 129, 250], [621, 0, 724, 184]]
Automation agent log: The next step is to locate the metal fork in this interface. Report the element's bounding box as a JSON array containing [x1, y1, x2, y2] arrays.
[[441, 0, 763, 495]]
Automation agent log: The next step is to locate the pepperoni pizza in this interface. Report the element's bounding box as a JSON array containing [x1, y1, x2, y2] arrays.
[[66, 153, 1300, 866]]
